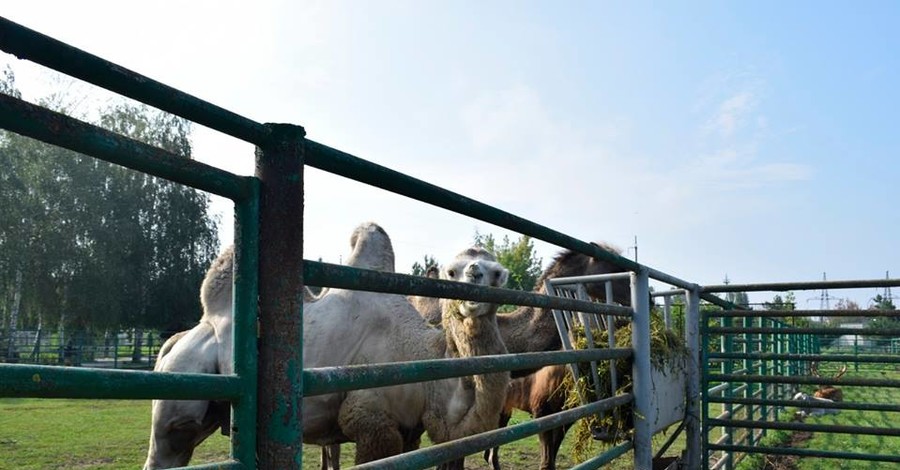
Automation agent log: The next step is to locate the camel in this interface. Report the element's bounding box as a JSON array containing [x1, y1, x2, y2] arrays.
[[408, 265, 441, 325], [411, 242, 632, 470], [144, 222, 512, 469]]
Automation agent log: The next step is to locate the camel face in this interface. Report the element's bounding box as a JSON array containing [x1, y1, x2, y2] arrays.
[[441, 247, 509, 318]]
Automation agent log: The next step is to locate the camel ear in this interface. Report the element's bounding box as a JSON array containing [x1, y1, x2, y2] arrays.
[[493, 267, 509, 288]]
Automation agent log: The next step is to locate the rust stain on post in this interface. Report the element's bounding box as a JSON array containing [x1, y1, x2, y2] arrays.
[[255, 123, 305, 468]]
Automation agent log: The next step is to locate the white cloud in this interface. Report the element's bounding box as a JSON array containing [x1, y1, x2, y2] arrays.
[[705, 91, 757, 138]]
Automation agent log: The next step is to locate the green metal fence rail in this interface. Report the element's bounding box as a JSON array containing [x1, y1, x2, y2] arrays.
[[701, 281, 900, 469]]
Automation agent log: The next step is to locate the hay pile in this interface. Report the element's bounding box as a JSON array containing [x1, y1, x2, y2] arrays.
[[562, 311, 686, 462]]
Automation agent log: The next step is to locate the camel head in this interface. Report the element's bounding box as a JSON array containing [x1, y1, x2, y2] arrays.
[[538, 242, 632, 306], [441, 246, 509, 318]]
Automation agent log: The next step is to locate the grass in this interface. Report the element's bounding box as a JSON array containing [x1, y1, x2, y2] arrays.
[[732, 364, 900, 470], [791, 365, 900, 470], [0, 398, 685, 469]]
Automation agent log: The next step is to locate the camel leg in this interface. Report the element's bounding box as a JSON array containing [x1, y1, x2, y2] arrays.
[[401, 424, 425, 453], [437, 459, 466, 470], [338, 393, 403, 464], [537, 424, 570, 470], [320, 444, 340, 470], [484, 411, 511, 470]]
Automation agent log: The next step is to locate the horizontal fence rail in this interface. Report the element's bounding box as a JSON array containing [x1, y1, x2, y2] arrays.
[[351, 393, 635, 470], [708, 445, 900, 464], [305, 261, 633, 316], [708, 352, 900, 364], [304, 349, 632, 396], [0, 363, 243, 400], [709, 396, 900, 413], [704, 278, 900, 293], [0, 92, 253, 201], [0, 16, 272, 146], [710, 373, 900, 388], [708, 309, 900, 318], [710, 326, 900, 336]]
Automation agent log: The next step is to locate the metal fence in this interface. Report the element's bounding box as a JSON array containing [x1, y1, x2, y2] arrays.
[[701, 280, 900, 469], [2, 16, 899, 470], [1, 329, 162, 369]]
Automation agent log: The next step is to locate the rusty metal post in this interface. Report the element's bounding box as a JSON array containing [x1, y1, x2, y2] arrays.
[[255, 123, 306, 468]]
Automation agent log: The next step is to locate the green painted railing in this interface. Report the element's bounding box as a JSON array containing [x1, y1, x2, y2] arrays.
[[701, 283, 900, 469]]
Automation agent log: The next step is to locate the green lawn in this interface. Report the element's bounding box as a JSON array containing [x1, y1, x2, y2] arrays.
[[0, 398, 684, 469], [734, 365, 900, 470], [792, 365, 900, 470]]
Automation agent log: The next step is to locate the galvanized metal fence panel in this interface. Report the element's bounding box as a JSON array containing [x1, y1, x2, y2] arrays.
[[702, 280, 900, 469]]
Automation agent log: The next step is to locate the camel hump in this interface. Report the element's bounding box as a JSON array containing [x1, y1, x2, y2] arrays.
[[201, 245, 234, 318], [345, 221, 395, 273]]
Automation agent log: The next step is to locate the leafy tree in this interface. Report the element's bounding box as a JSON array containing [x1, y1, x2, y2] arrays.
[[473, 231, 542, 292], [0, 67, 218, 363], [763, 292, 796, 311], [410, 254, 438, 277], [870, 294, 896, 311], [722, 276, 750, 309], [867, 294, 899, 330]]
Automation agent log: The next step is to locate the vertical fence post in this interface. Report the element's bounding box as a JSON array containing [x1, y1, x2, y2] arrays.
[[743, 315, 753, 448], [760, 318, 769, 434], [684, 287, 702, 470], [722, 312, 734, 470], [630, 269, 653, 470], [232, 181, 260, 467], [255, 123, 306, 468]]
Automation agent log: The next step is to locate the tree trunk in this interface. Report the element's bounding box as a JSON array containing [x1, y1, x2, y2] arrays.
[[30, 312, 43, 362], [104, 329, 112, 358], [131, 327, 144, 363], [5, 268, 23, 362], [58, 310, 66, 365]]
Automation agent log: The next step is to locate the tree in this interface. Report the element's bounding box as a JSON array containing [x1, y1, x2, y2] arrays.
[[870, 294, 896, 311], [722, 276, 750, 309], [867, 294, 898, 330], [763, 292, 796, 311], [473, 231, 542, 292], [0, 67, 219, 363], [411, 254, 439, 277]]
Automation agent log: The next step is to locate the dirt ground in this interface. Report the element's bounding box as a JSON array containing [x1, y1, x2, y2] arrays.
[[761, 431, 813, 470]]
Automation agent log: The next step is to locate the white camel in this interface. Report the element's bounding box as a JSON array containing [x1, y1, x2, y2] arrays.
[[144, 222, 511, 468]]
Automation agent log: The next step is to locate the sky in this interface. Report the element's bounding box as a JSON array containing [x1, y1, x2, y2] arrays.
[[4, 1, 900, 307]]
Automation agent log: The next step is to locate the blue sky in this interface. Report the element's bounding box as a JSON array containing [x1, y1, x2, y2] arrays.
[[4, 1, 899, 307]]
